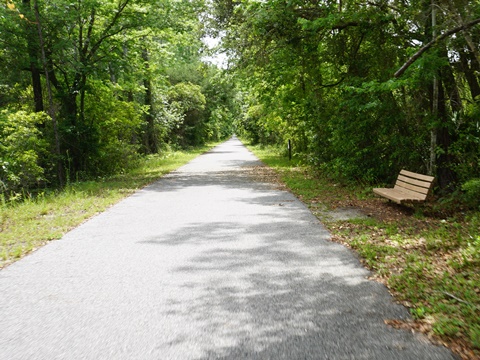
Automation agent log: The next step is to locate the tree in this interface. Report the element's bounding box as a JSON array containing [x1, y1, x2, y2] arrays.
[[1, 0, 237, 193], [212, 0, 480, 189]]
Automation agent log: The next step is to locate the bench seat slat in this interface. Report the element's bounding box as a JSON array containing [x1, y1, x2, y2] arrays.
[[373, 187, 425, 204]]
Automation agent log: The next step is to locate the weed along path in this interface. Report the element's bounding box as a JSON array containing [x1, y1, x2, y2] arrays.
[[0, 138, 455, 360]]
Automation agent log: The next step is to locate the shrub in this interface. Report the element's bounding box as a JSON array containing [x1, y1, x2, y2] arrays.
[[0, 110, 49, 196], [462, 179, 480, 209], [83, 82, 143, 176]]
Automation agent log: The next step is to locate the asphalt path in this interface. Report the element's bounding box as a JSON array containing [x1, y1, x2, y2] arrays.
[[0, 137, 456, 359]]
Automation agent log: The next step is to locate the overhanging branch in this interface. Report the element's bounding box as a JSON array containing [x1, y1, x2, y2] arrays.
[[394, 18, 480, 78]]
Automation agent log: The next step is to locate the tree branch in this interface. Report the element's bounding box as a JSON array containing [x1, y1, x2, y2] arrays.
[[332, 21, 359, 31], [86, 24, 135, 62], [82, 9, 96, 56], [440, 291, 480, 310], [394, 18, 480, 78], [86, 0, 130, 61], [366, 1, 400, 14], [319, 77, 345, 88]]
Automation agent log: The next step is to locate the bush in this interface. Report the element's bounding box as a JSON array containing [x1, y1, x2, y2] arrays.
[[462, 179, 480, 209], [0, 110, 49, 195], [167, 82, 206, 147], [83, 83, 143, 176]]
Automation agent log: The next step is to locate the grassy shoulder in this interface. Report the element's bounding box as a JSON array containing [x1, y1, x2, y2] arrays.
[[248, 144, 480, 360], [0, 144, 217, 269]]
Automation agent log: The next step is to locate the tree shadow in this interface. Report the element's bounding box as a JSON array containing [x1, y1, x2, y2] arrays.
[[137, 219, 454, 360]]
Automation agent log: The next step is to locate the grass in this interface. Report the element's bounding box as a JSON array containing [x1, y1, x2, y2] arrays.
[[248, 144, 480, 360], [0, 144, 216, 269]]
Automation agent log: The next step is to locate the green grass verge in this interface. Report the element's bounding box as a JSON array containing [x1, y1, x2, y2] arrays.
[[249, 143, 480, 359], [0, 144, 216, 268]]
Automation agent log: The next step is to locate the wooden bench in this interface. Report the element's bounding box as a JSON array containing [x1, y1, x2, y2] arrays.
[[373, 170, 435, 204]]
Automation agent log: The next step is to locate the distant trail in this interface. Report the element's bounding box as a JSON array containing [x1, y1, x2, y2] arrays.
[[0, 137, 455, 359]]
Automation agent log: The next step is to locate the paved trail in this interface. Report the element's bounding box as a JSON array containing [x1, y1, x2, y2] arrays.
[[0, 138, 455, 359]]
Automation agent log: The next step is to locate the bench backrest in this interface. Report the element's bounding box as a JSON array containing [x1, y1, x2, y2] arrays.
[[394, 170, 435, 201]]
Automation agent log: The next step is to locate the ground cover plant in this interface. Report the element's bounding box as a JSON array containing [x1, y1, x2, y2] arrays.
[[0, 145, 216, 269], [249, 144, 480, 360]]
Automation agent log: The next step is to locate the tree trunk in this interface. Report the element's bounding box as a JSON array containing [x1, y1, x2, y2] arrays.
[[428, 0, 437, 177], [459, 50, 480, 100], [23, 0, 44, 113], [435, 63, 460, 191], [142, 48, 157, 154], [60, 90, 82, 175], [31, 66, 44, 113], [33, 0, 64, 186]]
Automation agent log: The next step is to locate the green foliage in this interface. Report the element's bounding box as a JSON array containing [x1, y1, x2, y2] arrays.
[[462, 179, 480, 209], [82, 82, 143, 176], [0, 110, 49, 195], [471, 325, 480, 350], [433, 317, 464, 337], [411, 306, 427, 319], [200, 67, 239, 141], [168, 82, 206, 113], [152, 98, 184, 147], [165, 62, 238, 145], [449, 102, 480, 184], [167, 81, 207, 146]]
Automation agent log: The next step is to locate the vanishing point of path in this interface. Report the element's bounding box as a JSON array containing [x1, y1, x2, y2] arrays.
[[0, 138, 455, 360]]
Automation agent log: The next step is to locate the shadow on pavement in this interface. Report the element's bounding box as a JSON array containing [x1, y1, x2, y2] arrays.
[[138, 218, 453, 360]]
